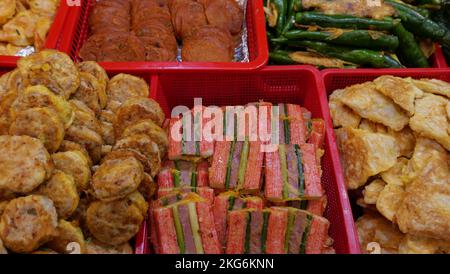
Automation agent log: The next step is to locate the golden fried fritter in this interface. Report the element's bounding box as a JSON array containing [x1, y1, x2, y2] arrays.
[[0, 195, 57, 253], [86, 191, 147, 245], [138, 172, 156, 201], [47, 220, 85, 254], [412, 78, 450, 99], [11, 85, 74, 129], [339, 82, 409, 131], [380, 157, 409, 187], [0, 0, 15, 25], [113, 134, 161, 177], [35, 170, 79, 219], [0, 135, 53, 193], [329, 89, 361, 128], [122, 118, 168, 156], [398, 234, 442, 254], [363, 179, 386, 205], [64, 125, 103, 164], [114, 97, 165, 137], [92, 156, 144, 201], [0, 90, 17, 135], [51, 151, 91, 191], [4, 69, 25, 93], [335, 127, 399, 190], [409, 93, 450, 151], [17, 50, 80, 99], [9, 107, 65, 153], [376, 184, 405, 222], [76, 61, 109, 109], [99, 120, 115, 145], [374, 75, 423, 116], [85, 237, 133, 254], [106, 74, 149, 112]]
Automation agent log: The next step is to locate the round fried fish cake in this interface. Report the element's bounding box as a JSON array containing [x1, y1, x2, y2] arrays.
[[171, 0, 208, 40], [76, 61, 108, 108], [17, 50, 80, 99], [203, 0, 243, 35], [35, 170, 79, 219], [9, 107, 65, 153], [47, 220, 85, 254], [71, 72, 103, 115], [0, 90, 17, 135], [99, 109, 116, 124], [0, 200, 9, 218], [0, 135, 53, 193], [92, 156, 144, 201], [106, 74, 149, 112], [0, 195, 58, 253], [65, 126, 103, 164], [113, 134, 161, 177], [51, 151, 91, 191], [5, 69, 26, 93], [101, 148, 153, 175], [122, 119, 168, 156], [69, 99, 102, 135], [85, 237, 133, 254], [58, 140, 93, 167], [86, 192, 146, 245], [114, 97, 165, 137], [100, 120, 115, 145], [11, 85, 74, 129], [138, 172, 157, 201]]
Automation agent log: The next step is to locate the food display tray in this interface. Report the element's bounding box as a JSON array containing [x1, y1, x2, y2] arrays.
[[133, 67, 361, 254], [0, 1, 70, 67], [63, 0, 268, 72]]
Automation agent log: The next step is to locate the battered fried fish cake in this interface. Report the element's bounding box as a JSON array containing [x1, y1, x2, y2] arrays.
[[86, 191, 147, 245], [0, 0, 15, 25], [340, 82, 409, 131], [51, 151, 91, 191], [398, 234, 442, 254], [101, 148, 153, 175], [409, 93, 450, 151], [71, 72, 103, 115], [17, 50, 80, 99], [0, 237, 7, 254], [335, 127, 399, 190], [356, 212, 403, 254], [396, 146, 450, 240], [106, 74, 149, 112], [374, 75, 423, 116], [47, 220, 85, 254], [0, 195, 57, 253], [100, 120, 115, 145], [0, 90, 17, 135], [0, 135, 53, 193], [35, 170, 79, 219], [68, 192, 93, 237], [9, 107, 65, 153], [85, 237, 133, 254], [387, 126, 416, 158], [182, 26, 234, 62], [11, 85, 74, 129], [58, 140, 93, 167], [329, 89, 361, 128], [170, 0, 208, 40], [412, 78, 450, 99], [376, 184, 405, 222], [113, 134, 161, 177], [138, 172, 157, 200], [76, 61, 109, 108], [121, 119, 168, 156], [359, 118, 387, 133], [0, 200, 9, 217], [99, 109, 116, 124], [203, 0, 243, 35], [114, 97, 165, 137], [69, 99, 102, 135], [65, 125, 103, 164], [363, 179, 386, 205], [92, 156, 144, 201], [380, 157, 409, 187], [4, 69, 25, 93]]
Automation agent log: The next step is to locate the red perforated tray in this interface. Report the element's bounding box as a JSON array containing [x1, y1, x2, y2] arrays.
[[133, 67, 361, 254], [0, 1, 70, 67], [63, 0, 268, 72]]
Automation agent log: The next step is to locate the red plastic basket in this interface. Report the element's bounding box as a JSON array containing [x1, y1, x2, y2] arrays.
[[132, 66, 361, 254], [0, 1, 70, 67], [64, 0, 268, 72]]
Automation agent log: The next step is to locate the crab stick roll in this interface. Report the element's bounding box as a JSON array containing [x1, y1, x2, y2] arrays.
[[225, 210, 248, 254], [196, 202, 222, 254], [308, 119, 325, 150], [265, 208, 288, 254], [153, 207, 180, 254]]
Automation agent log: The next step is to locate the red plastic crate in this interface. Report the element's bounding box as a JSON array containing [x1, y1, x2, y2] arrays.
[[133, 66, 361, 254], [64, 0, 268, 72], [0, 1, 70, 67]]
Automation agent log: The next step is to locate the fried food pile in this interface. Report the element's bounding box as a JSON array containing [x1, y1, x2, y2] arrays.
[[329, 75, 450, 254], [0, 0, 59, 56], [79, 0, 243, 62], [0, 49, 168, 254]]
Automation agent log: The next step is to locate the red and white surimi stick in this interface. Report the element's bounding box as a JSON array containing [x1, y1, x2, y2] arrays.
[[264, 149, 283, 200], [153, 207, 180, 254], [242, 141, 264, 193], [225, 210, 247, 254], [266, 208, 288, 254], [196, 161, 209, 187], [308, 119, 325, 149], [306, 216, 330, 254], [196, 202, 222, 254], [168, 117, 183, 160], [306, 196, 327, 216], [300, 143, 324, 198], [287, 104, 307, 145], [244, 196, 264, 210], [209, 140, 231, 189]]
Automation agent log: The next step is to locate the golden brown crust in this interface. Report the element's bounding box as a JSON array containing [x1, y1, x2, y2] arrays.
[[51, 151, 91, 191], [47, 220, 85, 254]]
